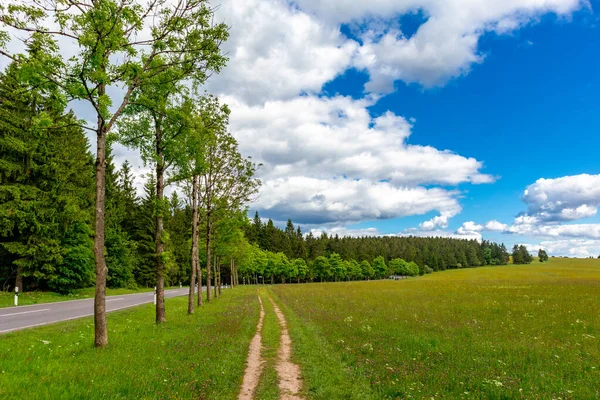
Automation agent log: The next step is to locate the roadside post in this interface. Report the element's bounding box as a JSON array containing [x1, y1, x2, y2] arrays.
[[14, 286, 19, 306], [153, 286, 157, 305], [179, 282, 182, 288]]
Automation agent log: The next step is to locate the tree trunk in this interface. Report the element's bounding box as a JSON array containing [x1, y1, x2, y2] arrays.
[[205, 219, 211, 302], [94, 119, 108, 348], [188, 175, 199, 314], [218, 261, 222, 295], [155, 131, 166, 324], [15, 265, 23, 292], [213, 255, 218, 299], [196, 260, 203, 306]]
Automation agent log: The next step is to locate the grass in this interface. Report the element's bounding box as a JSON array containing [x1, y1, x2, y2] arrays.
[[2, 258, 599, 399], [272, 258, 600, 399], [0, 287, 259, 399], [0, 286, 181, 308], [268, 290, 378, 399]]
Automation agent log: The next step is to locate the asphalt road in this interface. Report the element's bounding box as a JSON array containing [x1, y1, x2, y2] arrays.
[[0, 287, 196, 334]]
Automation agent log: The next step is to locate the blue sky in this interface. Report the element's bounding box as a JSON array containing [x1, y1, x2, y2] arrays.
[[343, 9, 600, 236], [197, 0, 600, 257], [5, 0, 594, 256], [3, 0, 598, 256]]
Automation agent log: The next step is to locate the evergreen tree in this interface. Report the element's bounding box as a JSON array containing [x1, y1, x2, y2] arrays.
[[0, 62, 94, 293], [132, 176, 157, 287]]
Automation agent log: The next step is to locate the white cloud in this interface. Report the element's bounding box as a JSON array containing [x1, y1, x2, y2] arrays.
[[227, 94, 494, 187], [256, 176, 461, 225], [226, 93, 493, 224], [522, 174, 600, 222], [207, 0, 357, 104], [485, 220, 509, 231], [537, 239, 600, 258], [293, 0, 587, 92], [456, 221, 484, 236], [309, 226, 382, 238], [420, 210, 460, 231]]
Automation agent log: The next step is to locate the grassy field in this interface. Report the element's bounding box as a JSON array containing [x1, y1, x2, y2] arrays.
[[0, 286, 180, 308], [2, 259, 599, 399], [0, 287, 259, 399], [272, 258, 600, 399]]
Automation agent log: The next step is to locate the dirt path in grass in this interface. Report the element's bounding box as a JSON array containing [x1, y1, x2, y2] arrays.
[[269, 297, 304, 400], [238, 295, 266, 400]]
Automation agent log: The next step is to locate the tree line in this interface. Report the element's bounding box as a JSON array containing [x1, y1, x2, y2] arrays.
[[229, 213, 539, 284]]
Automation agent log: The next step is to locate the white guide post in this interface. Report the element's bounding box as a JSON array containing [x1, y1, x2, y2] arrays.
[[14, 286, 18, 306], [153, 286, 157, 305]]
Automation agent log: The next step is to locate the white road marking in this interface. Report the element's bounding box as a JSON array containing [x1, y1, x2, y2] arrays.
[[106, 298, 124, 302], [0, 308, 50, 317]]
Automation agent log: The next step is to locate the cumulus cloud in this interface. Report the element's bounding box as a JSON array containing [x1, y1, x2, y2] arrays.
[[225, 93, 493, 224], [293, 0, 587, 92], [255, 176, 462, 225], [207, 0, 357, 105], [485, 220, 509, 232], [227, 94, 494, 186], [522, 174, 600, 222], [456, 221, 484, 236], [456, 173, 600, 256]]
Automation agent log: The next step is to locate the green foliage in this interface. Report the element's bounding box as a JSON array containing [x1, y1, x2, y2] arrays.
[[538, 249, 549, 262], [0, 62, 94, 291], [329, 253, 346, 282], [512, 244, 533, 265], [372, 256, 388, 278], [389, 258, 420, 277], [312, 256, 331, 282], [49, 223, 94, 294]]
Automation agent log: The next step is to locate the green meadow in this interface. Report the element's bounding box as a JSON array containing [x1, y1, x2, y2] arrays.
[[1, 258, 599, 399], [272, 257, 600, 399]]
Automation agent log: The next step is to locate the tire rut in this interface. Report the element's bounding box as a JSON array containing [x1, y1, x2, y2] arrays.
[[269, 297, 304, 400], [238, 294, 266, 400]]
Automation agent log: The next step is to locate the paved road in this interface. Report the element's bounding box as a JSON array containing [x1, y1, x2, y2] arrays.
[[0, 287, 197, 334]]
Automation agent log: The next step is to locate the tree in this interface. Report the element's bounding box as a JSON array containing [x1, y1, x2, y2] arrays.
[[117, 83, 198, 323], [360, 260, 374, 280], [373, 256, 388, 278], [312, 256, 330, 282], [196, 100, 260, 301], [293, 258, 308, 283], [329, 253, 345, 282], [538, 249, 549, 262], [1, 0, 229, 346], [0, 61, 94, 294], [512, 245, 533, 265], [105, 148, 136, 289]]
